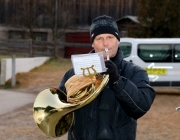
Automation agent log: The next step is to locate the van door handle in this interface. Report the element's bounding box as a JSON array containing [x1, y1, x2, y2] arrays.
[[129, 60, 132, 62]]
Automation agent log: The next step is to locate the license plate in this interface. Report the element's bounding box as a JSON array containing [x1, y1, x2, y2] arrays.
[[144, 68, 167, 75]]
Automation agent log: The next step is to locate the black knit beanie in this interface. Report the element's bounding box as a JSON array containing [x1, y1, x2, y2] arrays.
[[90, 15, 120, 44]]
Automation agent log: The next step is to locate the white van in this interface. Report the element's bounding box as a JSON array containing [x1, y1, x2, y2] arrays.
[[119, 38, 180, 87]]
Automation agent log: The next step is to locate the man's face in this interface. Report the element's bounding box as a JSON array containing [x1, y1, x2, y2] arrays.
[[92, 34, 120, 59]]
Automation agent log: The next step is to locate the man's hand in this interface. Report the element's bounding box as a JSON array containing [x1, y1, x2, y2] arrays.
[[103, 60, 119, 86]]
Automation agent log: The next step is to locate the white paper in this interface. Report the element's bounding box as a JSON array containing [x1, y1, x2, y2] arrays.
[[71, 52, 106, 76]]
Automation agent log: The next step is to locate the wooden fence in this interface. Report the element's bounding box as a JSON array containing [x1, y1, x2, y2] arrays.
[[0, 39, 92, 58], [0, 39, 54, 57]]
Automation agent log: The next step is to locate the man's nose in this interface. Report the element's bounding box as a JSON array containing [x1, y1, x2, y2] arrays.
[[103, 38, 109, 46]]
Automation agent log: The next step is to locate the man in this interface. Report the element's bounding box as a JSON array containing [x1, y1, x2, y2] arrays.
[[58, 15, 155, 140]]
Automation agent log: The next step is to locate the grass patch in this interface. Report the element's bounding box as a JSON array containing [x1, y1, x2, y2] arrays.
[[31, 58, 72, 72], [0, 55, 24, 60], [0, 55, 12, 60], [1, 80, 20, 89]]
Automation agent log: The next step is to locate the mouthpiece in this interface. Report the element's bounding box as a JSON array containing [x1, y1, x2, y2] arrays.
[[105, 48, 109, 60]]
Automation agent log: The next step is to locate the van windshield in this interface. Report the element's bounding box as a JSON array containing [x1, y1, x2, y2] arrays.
[[119, 42, 132, 58]]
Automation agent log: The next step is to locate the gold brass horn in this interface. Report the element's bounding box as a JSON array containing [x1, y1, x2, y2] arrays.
[[33, 66, 109, 137]]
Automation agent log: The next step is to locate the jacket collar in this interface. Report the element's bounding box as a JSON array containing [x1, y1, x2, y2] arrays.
[[110, 48, 124, 66]]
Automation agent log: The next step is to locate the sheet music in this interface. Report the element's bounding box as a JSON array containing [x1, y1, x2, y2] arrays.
[[71, 52, 106, 76]]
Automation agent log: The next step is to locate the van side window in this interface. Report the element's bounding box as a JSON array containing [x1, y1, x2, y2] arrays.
[[119, 42, 132, 58], [174, 45, 180, 62], [138, 44, 172, 62]]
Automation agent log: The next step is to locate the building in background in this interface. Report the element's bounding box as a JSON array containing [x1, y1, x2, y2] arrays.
[[0, 0, 138, 58], [116, 15, 139, 37], [0, 0, 138, 40]]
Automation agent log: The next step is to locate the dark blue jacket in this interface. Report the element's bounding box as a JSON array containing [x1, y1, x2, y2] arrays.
[[58, 48, 155, 140]]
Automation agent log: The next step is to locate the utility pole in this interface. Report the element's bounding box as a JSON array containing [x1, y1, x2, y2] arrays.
[[11, 55, 16, 87]]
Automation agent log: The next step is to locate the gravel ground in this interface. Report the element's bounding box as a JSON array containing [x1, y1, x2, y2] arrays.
[[0, 102, 67, 140], [0, 90, 180, 140]]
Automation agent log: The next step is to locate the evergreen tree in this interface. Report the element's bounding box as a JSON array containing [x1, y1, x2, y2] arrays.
[[137, 0, 180, 38]]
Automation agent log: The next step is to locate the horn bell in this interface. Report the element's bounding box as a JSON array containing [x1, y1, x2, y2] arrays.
[[33, 74, 109, 137]]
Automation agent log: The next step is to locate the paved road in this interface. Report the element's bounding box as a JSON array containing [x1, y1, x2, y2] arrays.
[[0, 89, 36, 115]]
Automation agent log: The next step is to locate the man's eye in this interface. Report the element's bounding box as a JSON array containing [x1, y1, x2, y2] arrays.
[[97, 38, 103, 41]]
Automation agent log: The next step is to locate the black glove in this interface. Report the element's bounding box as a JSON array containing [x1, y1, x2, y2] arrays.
[[103, 60, 120, 86]]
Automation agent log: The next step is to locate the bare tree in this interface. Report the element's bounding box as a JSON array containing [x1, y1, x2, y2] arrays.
[[44, 0, 75, 58], [7, 0, 75, 58], [7, 0, 39, 40]]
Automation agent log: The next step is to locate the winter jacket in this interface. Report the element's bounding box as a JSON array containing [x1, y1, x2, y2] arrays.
[[58, 48, 156, 140]]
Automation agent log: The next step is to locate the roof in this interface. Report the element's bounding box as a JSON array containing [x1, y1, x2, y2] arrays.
[[120, 37, 180, 44], [116, 15, 139, 24]]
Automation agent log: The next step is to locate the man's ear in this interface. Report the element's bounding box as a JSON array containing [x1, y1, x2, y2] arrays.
[[92, 44, 94, 48]]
